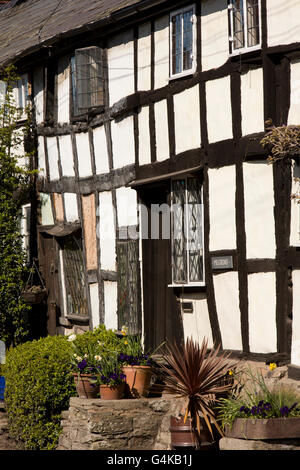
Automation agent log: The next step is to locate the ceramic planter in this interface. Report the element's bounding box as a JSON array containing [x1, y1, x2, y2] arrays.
[[122, 365, 152, 398], [100, 382, 125, 400], [225, 417, 300, 440], [169, 415, 216, 450], [73, 373, 99, 399]]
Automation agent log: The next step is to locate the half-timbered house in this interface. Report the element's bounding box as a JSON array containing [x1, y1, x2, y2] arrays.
[[1, 0, 300, 378]]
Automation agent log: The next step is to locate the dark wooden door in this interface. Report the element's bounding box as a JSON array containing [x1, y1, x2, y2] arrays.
[[140, 182, 183, 353]]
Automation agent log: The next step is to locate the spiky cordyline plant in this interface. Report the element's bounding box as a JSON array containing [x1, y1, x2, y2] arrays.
[[160, 337, 233, 440]]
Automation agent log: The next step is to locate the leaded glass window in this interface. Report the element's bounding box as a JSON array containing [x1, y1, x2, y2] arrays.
[[170, 5, 196, 78], [171, 177, 204, 285], [229, 0, 261, 54]]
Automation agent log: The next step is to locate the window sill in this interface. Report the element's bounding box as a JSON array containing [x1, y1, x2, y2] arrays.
[[168, 69, 196, 82], [168, 283, 205, 288], [229, 45, 262, 59]]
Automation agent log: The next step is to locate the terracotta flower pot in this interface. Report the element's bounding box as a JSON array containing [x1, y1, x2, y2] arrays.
[[73, 373, 99, 399], [100, 382, 125, 400], [122, 365, 152, 398]]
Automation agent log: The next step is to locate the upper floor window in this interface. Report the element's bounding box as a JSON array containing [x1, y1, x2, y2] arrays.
[[12, 74, 29, 119], [170, 5, 196, 79], [71, 46, 104, 117], [228, 0, 261, 55]]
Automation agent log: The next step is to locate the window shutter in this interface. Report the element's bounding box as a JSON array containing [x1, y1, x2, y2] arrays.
[[74, 46, 104, 114]]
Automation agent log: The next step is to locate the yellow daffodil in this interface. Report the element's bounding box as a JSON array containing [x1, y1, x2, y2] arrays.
[[228, 369, 234, 376], [124, 340, 128, 345], [269, 362, 277, 371]]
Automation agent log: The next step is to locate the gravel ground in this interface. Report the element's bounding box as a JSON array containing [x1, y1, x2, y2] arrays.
[[0, 403, 21, 451]]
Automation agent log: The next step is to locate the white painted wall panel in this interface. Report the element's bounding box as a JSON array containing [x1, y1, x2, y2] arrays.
[[111, 116, 135, 169], [98, 191, 116, 271], [33, 66, 44, 124], [241, 68, 264, 136], [38, 136, 46, 178], [243, 162, 276, 259], [209, 166, 236, 251], [137, 22, 151, 91], [58, 134, 75, 177], [214, 272, 242, 350], [206, 76, 232, 143], [104, 281, 118, 330], [181, 293, 214, 349], [154, 15, 169, 89], [93, 126, 109, 175], [267, 0, 300, 47], [40, 193, 54, 225], [290, 163, 300, 246], [155, 99, 169, 161], [89, 283, 100, 329], [75, 132, 92, 178], [201, 0, 229, 71], [248, 272, 277, 353], [57, 57, 70, 124], [288, 59, 300, 126], [46, 136, 60, 181], [138, 106, 151, 165], [174, 86, 201, 154], [64, 193, 79, 222], [116, 187, 138, 227], [291, 270, 300, 366], [108, 30, 134, 106]]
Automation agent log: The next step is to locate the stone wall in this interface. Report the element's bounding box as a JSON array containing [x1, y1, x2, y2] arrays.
[[57, 395, 185, 451]]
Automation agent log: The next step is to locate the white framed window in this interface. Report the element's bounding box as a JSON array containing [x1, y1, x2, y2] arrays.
[[170, 177, 204, 286], [228, 0, 261, 55], [21, 203, 31, 264], [12, 74, 29, 119], [170, 5, 196, 79]]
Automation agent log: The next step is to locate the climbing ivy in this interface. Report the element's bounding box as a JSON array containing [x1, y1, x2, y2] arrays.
[[0, 65, 34, 347]]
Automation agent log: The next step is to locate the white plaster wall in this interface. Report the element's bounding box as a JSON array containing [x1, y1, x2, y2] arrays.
[[57, 57, 70, 124], [64, 193, 79, 222], [58, 134, 75, 177], [288, 59, 300, 126], [248, 272, 277, 353], [209, 166, 236, 251], [181, 293, 214, 349], [154, 15, 169, 89], [267, 0, 300, 47], [40, 193, 54, 225], [98, 191, 116, 271], [111, 115, 135, 169], [104, 281, 118, 330], [33, 66, 44, 124], [89, 283, 100, 329], [243, 161, 276, 259], [201, 0, 229, 71], [155, 99, 169, 161], [107, 29, 134, 106], [214, 272, 242, 351], [75, 132, 92, 178], [173, 85, 201, 154], [137, 22, 151, 91], [241, 68, 265, 136], [138, 106, 151, 166], [206, 76, 232, 143], [116, 186, 138, 227], [93, 126, 109, 174], [38, 136, 46, 179], [46, 136, 60, 181], [291, 270, 300, 366]]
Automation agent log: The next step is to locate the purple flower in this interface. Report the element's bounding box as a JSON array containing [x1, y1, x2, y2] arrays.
[[264, 402, 271, 411], [280, 406, 289, 417]]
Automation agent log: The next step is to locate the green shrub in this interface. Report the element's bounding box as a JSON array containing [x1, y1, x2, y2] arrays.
[[72, 324, 122, 358], [3, 335, 75, 450]]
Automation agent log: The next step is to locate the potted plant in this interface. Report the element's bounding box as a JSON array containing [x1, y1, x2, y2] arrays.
[[22, 284, 47, 304], [68, 334, 100, 399], [216, 364, 300, 444], [118, 328, 154, 398], [157, 337, 234, 450], [96, 355, 126, 400]]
